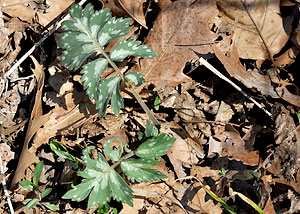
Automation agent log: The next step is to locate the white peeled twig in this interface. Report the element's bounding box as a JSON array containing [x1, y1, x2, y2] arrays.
[[4, 0, 88, 79], [0, 154, 14, 214], [199, 57, 272, 117]]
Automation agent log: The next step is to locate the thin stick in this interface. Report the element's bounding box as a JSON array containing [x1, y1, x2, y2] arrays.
[[0, 154, 15, 214], [199, 57, 272, 117], [3, 0, 88, 79]]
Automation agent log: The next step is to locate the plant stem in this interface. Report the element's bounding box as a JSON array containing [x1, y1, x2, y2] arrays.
[[110, 151, 135, 170], [96, 45, 160, 127]]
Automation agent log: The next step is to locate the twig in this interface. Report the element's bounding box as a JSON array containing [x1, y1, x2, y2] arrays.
[[0, 154, 15, 214], [199, 57, 272, 117], [182, 119, 242, 127], [1, 0, 88, 91]]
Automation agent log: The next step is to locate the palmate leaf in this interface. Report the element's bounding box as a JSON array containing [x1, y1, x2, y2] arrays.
[[59, 3, 157, 119], [121, 158, 167, 182], [136, 133, 176, 159], [59, 4, 131, 70], [62, 146, 133, 207]]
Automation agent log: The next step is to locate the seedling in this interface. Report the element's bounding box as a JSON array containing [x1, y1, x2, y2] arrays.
[[20, 161, 59, 211], [62, 121, 176, 207], [50, 139, 79, 169], [97, 204, 118, 214], [59, 3, 159, 126], [154, 92, 160, 111]]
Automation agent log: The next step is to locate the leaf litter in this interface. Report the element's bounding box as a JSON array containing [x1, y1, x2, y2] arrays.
[[0, 0, 300, 213]]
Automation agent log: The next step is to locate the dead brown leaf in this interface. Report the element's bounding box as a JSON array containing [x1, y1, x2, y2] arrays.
[[118, 0, 147, 28], [0, 142, 15, 173], [30, 91, 97, 153], [0, 18, 26, 77], [11, 56, 47, 188], [271, 103, 300, 181], [213, 36, 300, 107], [1, 0, 74, 26], [229, 151, 260, 166], [183, 182, 223, 214], [214, 0, 291, 60], [139, 0, 218, 86]]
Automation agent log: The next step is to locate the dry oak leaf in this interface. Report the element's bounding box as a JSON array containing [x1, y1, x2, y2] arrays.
[[30, 91, 97, 153], [139, 0, 218, 86], [11, 56, 46, 188], [101, 0, 147, 28], [213, 0, 291, 60]]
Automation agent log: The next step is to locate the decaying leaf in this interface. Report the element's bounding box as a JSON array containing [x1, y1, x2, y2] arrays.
[[11, 56, 47, 188], [213, 0, 291, 60], [213, 36, 300, 107], [139, 0, 218, 86], [271, 103, 300, 181], [118, 0, 147, 28], [0, 18, 26, 76], [0, 142, 15, 173], [161, 122, 204, 178], [1, 0, 74, 26], [30, 91, 97, 153]]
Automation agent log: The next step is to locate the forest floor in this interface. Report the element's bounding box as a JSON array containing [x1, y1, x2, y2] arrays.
[[0, 0, 300, 213]]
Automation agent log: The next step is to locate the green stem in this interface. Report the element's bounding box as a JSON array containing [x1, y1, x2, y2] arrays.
[[110, 151, 135, 170], [95, 44, 160, 127]]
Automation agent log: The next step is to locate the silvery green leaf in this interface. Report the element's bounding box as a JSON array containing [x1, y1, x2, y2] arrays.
[[62, 179, 95, 202], [96, 76, 123, 118], [110, 170, 133, 207], [81, 58, 108, 99], [80, 146, 110, 174], [121, 158, 167, 182], [98, 17, 131, 47], [59, 3, 130, 70], [59, 3, 157, 120], [103, 137, 123, 161], [110, 39, 157, 62], [62, 146, 133, 208], [124, 72, 145, 87], [145, 120, 158, 137], [136, 133, 176, 159]]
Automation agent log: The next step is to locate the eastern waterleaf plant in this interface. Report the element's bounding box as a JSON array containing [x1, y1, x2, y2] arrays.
[[59, 3, 158, 120], [62, 121, 176, 207]]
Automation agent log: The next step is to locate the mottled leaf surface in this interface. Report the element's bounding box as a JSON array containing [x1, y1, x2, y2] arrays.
[[59, 4, 130, 70], [110, 39, 157, 62], [136, 133, 176, 159], [124, 72, 145, 87], [121, 158, 167, 182], [96, 76, 123, 118], [62, 146, 133, 207], [103, 137, 123, 161], [81, 58, 108, 100], [59, 3, 157, 119]]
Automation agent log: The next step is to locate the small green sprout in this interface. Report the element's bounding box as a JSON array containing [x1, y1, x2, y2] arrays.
[[20, 161, 59, 211]]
